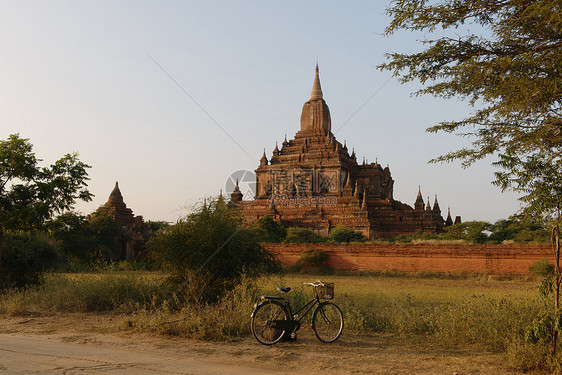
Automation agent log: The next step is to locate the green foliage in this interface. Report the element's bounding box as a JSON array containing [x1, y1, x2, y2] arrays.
[[0, 232, 62, 288], [0, 134, 91, 287], [146, 220, 170, 233], [390, 216, 548, 244], [530, 259, 555, 277], [539, 273, 555, 300], [0, 134, 92, 232], [488, 213, 550, 243], [526, 311, 555, 345], [380, 1, 562, 168], [252, 216, 287, 243], [299, 249, 328, 266], [88, 205, 124, 259], [47, 212, 96, 261], [390, 232, 438, 243], [147, 198, 279, 302], [438, 221, 492, 244], [329, 225, 366, 243], [495, 152, 562, 223], [284, 227, 327, 243], [49, 207, 152, 265]]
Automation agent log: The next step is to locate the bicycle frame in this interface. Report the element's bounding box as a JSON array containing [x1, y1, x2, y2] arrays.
[[282, 294, 321, 322]]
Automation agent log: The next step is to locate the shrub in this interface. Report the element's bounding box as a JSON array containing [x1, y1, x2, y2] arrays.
[[329, 225, 366, 243], [299, 249, 328, 266], [284, 228, 326, 243], [529, 259, 554, 277], [252, 216, 287, 243], [389, 233, 437, 243], [148, 198, 279, 303], [0, 231, 62, 289]]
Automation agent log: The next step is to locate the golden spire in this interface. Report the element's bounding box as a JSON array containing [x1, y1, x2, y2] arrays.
[[310, 63, 323, 100]]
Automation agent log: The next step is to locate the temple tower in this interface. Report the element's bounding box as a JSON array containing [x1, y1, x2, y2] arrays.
[[106, 181, 134, 226], [300, 64, 331, 135]]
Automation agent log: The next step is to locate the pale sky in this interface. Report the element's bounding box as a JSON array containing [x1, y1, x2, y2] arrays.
[[1, 1, 521, 223]]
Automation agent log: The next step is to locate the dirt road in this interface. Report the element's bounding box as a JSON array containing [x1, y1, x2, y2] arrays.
[[0, 334, 288, 374], [0, 314, 524, 375]]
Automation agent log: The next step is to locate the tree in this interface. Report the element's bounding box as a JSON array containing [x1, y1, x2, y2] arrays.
[[48, 212, 96, 261], [147, 198, 278, 303], [146, 220, 170, 233], [0, 231, 61, 288], [380, 0, 562, 356], [252, 216, 287, 243], [88, 205, 124, 260], [0, 134, 92, 267], [379, 0, 562, 167], [494, 150, 562, 354], [488, 213, 549, 243], [438, 221, 492, 243]]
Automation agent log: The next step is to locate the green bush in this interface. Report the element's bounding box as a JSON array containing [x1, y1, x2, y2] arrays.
[[252, 216, 287, 243], [47, 212, 96, 261], [284, 227, 327, 243], [438, 221, 492, 244], [529, 259, 554, 277], [299, 249, 328, 265], [329, 225, 366, 243], [0, 231, 62, 289], [389, 233, 438, 243], [148, 197, 279, 303]]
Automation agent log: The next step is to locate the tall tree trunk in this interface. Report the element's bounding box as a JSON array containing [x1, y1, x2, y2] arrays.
[[552, 224, 560, 356], [0, 226, 3, 269]]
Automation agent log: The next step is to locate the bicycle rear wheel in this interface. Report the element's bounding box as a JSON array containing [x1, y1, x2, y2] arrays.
[[251, 300, 289, 345], [312, 302, 344, 343]]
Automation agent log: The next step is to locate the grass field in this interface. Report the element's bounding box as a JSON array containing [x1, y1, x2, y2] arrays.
[[0, 271, 556, 372]]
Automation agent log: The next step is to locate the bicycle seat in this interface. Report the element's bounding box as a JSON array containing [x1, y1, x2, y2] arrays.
[[276, 287, 291, 293]]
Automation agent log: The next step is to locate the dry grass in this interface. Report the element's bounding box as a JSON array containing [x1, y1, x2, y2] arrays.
[[0, 270, 556, 372]]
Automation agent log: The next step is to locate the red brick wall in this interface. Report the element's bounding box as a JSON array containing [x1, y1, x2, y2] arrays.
[[264, 243, 553, 275]]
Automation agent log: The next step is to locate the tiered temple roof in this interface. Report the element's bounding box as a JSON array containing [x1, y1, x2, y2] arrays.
[[231, 66, 458, 239], [103, 182, 151, 260], [106, 182, 135, 226]]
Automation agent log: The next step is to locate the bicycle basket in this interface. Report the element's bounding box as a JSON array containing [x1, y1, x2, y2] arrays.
[[314, 283, 334, 300]]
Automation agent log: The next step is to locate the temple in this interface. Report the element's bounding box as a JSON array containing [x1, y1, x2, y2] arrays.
[[230, 65, 458, 239], [103, 182, 151, 259]]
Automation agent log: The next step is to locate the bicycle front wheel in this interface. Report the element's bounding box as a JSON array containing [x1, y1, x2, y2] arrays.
[[251, 300, 289, 345], [312, 302, 344, 343]]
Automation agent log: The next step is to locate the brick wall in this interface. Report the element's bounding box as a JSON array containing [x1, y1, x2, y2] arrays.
[[263, 243, 553, 275]]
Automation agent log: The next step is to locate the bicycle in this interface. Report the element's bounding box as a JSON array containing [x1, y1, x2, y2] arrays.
[[251, 280, 344, 345]]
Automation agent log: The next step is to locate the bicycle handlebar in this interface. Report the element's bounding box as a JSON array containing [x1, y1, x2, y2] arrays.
[[302, 280, 325, 287]]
